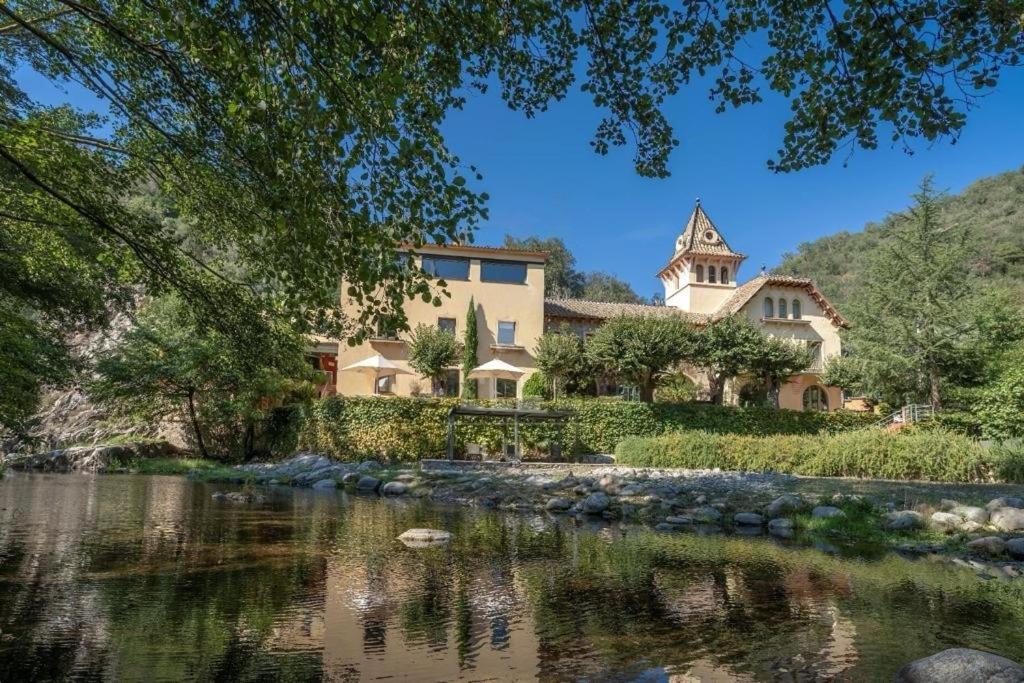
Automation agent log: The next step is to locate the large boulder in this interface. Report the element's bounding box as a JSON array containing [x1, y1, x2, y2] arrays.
[[967, 536, 1007, 556], [311, 478, 337, 490], [693, 506, 722, 523], [765, 494, 805, 517], [734, 512, 764, 526], [952, 505, 990, 525], [1007, 538, 1024, 560], [811, 506, 845, 519], [545, 497, 573, 512], [986, 497, 1024, 511], [582, 492, 610, 514], [768, 518, 794, 536], [885, 510, 925, 531], [356, 475, 381, 493], [991, 508, 1024, 532], [381, 481, 409, 496], [895, 648, 1024, 683], [929, 512, 961, 532]]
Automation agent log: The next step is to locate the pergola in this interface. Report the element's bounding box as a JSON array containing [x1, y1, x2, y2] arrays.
[[445, 404, 573, 461]]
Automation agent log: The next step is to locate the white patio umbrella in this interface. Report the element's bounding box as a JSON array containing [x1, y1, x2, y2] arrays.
[[341, 354, 410, 394], [467, 358, 525, 398]]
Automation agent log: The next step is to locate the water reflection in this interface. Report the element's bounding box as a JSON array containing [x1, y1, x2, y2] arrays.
[[0, 473, 1022, 681]]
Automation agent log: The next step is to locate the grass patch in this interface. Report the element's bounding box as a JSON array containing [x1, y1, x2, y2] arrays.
[[107, 457, 226, 476], [791, 498, 956, 551]]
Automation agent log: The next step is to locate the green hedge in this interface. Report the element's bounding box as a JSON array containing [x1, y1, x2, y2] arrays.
[[614, 428, 1020, 482], [292, 396, 877, 461]]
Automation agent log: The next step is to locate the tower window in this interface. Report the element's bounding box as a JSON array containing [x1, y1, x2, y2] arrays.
[[708, 266, 717, 283], [695, 265, 704, 283], [763, 297, 774, 318], [778, 299, 788, 318], [792, 299, 801, 319], [720, 267, 729, 284]]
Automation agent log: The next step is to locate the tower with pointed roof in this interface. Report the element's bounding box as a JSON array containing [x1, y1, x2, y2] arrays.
[[658, 199, 746, 314]]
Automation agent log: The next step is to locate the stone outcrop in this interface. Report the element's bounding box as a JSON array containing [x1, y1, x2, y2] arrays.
[[5, 440, 180, 473], [895, 648, 1024, 683]]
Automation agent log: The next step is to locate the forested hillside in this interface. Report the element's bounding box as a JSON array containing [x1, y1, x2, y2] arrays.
[[775, 168, 1024, 309]]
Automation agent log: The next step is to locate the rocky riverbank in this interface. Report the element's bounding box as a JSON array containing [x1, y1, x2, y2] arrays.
[[209, 453, 1024, 578], [4, 440, 182, 473]]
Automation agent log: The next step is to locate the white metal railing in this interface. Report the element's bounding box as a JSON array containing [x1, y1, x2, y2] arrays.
[[873, 403, 936, 429]]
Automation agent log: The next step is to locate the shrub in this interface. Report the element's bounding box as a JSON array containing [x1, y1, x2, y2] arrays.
[[614, 428, 1009, 483], [977, 366, 1024, 440], [292, 396, 877, 461]]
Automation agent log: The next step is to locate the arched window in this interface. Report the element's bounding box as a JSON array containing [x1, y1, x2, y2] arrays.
[[778, 298, 788, 318], [695, 265, 704, 282], [720, 267, 729, 284], [791, 299, 801, 319], [803, 385, 829, 411], [763, 297, 774, 318], [708, 265, 717, 283]]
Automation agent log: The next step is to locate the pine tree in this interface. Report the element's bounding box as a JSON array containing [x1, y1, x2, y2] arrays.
[[461, 297, 479, 398]]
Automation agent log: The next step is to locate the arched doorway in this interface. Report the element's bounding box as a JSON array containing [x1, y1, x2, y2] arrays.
[[802, 385, 829, 411]]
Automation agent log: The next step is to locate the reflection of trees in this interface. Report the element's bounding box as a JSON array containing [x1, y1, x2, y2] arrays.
[[4, 475, 1024, 682]]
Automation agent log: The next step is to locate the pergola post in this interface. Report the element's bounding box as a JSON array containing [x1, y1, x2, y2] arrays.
[[446, 409, 455, 461]]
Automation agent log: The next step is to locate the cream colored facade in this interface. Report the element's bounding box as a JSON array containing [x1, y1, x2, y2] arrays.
[[335, 244, 546, 398], [326, 201, 846, 411]]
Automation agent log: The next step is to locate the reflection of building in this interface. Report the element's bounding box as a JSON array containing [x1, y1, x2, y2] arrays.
[[322, 200, 847, 410]]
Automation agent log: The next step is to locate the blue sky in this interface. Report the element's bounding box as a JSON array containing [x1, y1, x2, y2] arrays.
[[443, 73, 1024, 300], [18, 61, 1024, 300]]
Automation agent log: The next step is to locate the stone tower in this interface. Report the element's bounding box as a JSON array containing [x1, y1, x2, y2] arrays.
[[658, 199, 746, 314]]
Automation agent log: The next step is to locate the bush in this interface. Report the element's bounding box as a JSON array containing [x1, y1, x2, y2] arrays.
[[292, 396, 877, 461], [614, 428, 1011, 482]]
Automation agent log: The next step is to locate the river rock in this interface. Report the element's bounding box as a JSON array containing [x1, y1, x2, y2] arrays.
[[655, 522, 682, 532], [582, 492, 610, 514], [545, 497, 572, 512], [397, 528, 452, 548], [992, 508, 1024, 532], [952, 505, 989, 524], [967, 536, 1007, 556], [765, 494, 804, 517], [356, 475, 381, 492], [693, 506, 722, 523], [734, 512, 763, 526], [987, 497, 1024, 511], [1008, 538, 1024, 560], [812, 506, 844, 519], [211, 491, 228, 502], [895, 648, 1024, 682], [930, 511, 961, 532], [381, 481, 409, 496], [768, 518, 794, 534], [885, 510, 925, 531], [341, 472, 361, 485], [665, 516, 693, 525], [312, 478, 337, 490], [357, 459, 382, 472]]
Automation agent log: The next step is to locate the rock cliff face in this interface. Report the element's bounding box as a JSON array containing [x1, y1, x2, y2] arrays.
[[5, 441, 182, 473], [1, 306, 187, 457]]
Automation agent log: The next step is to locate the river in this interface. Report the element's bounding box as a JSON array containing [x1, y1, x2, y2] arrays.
[[0, 472, 1022, 681]]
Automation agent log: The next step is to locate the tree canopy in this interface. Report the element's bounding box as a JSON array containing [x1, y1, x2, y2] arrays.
[[587, 315, 695, 401]]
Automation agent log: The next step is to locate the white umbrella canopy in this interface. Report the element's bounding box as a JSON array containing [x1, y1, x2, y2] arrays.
[[341, 354, 410, 375], [467, 358, 525, 381]]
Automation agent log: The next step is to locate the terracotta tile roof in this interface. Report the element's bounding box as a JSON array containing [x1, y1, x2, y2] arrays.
[[672, 201, 745, 259], [544, 298, 710, 324], [713, 274, 848, 327]]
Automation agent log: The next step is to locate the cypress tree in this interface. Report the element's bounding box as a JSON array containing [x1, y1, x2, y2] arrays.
[[461, 297, 479, 398]]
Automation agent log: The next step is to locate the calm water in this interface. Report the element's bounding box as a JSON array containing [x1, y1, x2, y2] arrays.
[[1, 473, 1023, 682]]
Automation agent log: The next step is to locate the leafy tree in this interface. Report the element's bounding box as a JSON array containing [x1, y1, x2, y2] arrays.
[[90, 297, 316, 460], [522, 370, 551, 400], [587, 315, 694, 402], [3, 1, 1020, 419], [747, 337, 814, 408], [822, 355, 865, 393], [0, 300, 72, 433], [977, 366, 1024, 441], [655, 373, 699, 403], [407, 324, 462, 396], [535, 329, 589, 399], [688, 317, 766, 405], [461, 297, 479, 398], [841, 177, 1020, 409], [580, 272, 644, 304]]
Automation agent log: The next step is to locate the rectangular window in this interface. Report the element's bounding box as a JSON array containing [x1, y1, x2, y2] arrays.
[[374, 319, 400, 340], [497, 321, 516, 345], [480, 260, 528, 284], [422, 255, 470, 280], [438, 317, 456, 334], [495, 378, 517, 398], [376, 375, 394, 394], [433, 369, 460, 397]]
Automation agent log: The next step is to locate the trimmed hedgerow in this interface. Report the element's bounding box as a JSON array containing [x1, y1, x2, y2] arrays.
[[291, 396, 877, 461], [614, 428, 1014, 483]]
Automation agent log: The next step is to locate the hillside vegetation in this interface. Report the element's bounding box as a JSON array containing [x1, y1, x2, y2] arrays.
[[776, 167, 1024, 310]]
